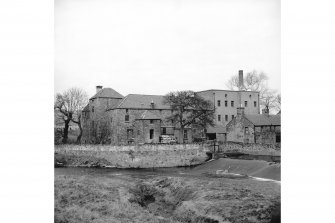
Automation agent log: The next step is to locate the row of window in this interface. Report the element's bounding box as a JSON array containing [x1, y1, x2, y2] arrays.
[[217, 100, 257, 108], [91, 100, 257, 114], [126, 129, 188, 140], [218, 114, 234, 122], [124, 115, 157, 123]]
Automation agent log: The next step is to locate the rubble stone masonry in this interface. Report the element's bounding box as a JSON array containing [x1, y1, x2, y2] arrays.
[[55, 144, 209, 168]]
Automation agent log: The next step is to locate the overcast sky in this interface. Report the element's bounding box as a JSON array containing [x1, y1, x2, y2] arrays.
[[55, 0, 280, 97]]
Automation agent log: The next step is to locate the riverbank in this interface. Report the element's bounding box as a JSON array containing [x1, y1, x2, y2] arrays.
[[55, 168, 280, 223]]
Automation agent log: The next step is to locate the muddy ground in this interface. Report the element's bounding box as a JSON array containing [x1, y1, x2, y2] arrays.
[[55, 165, 280, 223]]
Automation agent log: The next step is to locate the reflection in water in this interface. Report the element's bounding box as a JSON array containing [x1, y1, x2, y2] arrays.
[[55, 166, 197, 179]]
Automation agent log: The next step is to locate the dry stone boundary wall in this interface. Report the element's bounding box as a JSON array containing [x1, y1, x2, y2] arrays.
[[219, 142, 281, 156], [55, 144, 210, 168]]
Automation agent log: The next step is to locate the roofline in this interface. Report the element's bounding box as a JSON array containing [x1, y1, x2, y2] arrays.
[[253, 124, 281, 127], [135, 118, 162, 120], [126, 93, 165, 97], [106, 107, 172, 111], [197, 89, 260, 94], [107, 107, 212, 111], [117, 107, 171, 110], [90, 96, 123, 100], [244, 115, 281, 126]]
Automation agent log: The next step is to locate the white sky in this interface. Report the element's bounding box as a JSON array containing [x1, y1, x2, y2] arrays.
[[55, 0, 280, 97]]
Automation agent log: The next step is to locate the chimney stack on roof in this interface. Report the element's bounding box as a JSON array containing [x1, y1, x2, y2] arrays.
[[238, 70, 244, 90], [96, 85, 103, 93], [150, 100, 155, 109]]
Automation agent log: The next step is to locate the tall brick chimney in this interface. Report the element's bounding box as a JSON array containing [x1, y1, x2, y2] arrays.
[[238, 70, 244, 107], [96, 85, 103, 93], [238, 70, 244, 90]]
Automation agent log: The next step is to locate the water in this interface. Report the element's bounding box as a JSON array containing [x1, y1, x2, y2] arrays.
[[54, 166, 198, 179], [55, 166, 280, 184]]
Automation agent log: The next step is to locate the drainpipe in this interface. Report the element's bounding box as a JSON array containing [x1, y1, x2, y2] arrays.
[[213, 92, 216, 111], [213, 92, 216, 140]]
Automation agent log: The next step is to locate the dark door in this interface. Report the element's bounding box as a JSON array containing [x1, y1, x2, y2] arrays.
[[150, 129, 154, 139], [206, 133, 216, 140]]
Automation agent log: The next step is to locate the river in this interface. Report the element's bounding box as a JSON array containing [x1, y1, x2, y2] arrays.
[[55, 165, 280, 184]]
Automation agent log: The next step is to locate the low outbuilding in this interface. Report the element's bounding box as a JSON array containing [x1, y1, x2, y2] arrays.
[[226, 107, 281, 145]]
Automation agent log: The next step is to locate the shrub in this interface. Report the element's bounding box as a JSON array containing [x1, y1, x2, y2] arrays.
[[128, 183, 162, 207]]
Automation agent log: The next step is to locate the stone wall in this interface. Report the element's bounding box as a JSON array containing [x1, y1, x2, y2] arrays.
[[55, 144, 209, 168], [81, 97, 123, 144], [254, 126, 280, 146], [197, 90, 260, 128], [109, 109, 175, 145], [217, 142, 280, 154], [226, 115, 255, 143]]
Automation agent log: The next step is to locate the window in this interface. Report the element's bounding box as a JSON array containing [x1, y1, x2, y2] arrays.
[[150, 119, 154, 124], [183, 130, 188, 139], [231, 101, 234, 107], [225, 94, 227, 98], [225, 115, 228, 122], [125, 114, 129, 122], [225, 100, 228, 107], [276, 133, 281, 143], [245, 127, 249, 134], [150, 129, 154, 139], [218, 115, 221, 121], [245, 101, 248, 107], [162, 127, 166, 135], [254, 101, 257, 107], [91, 106, 94, 112], [126, 109, 129, 113], [217, 100, 221, 107], [232, 115, 234, 120], [127, 129, 134, 139]]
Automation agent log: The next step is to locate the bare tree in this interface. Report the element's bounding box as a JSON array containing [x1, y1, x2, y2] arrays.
[[274, 93, 281, 114], [163, 91, 215, 143], [90, 121, 111, 144], [226, 70, 277, 113], [54, 87, 88, 143]]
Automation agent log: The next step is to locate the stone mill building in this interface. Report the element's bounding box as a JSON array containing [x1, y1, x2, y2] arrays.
[[81, 70, 265, 145]]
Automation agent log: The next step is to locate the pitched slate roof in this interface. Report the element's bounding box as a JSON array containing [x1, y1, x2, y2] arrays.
[[90, 88, 123, 100], [136, 110, 162, 120], [116, 94, 171, 109], [82, 104, 89, 112], [245, 114, 281, 126]]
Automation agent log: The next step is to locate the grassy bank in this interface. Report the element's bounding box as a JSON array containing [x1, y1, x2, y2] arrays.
[[55, 170, 280, 223]]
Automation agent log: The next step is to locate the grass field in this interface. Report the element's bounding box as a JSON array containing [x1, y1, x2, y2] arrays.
[[55, 169, 280, 223]]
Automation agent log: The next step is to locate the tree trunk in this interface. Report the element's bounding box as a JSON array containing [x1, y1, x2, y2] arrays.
[[62, 119, 70, 144], [76, 121, 82, 144], [179, 113, 184, 144], [180, 126, 184, 144]]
